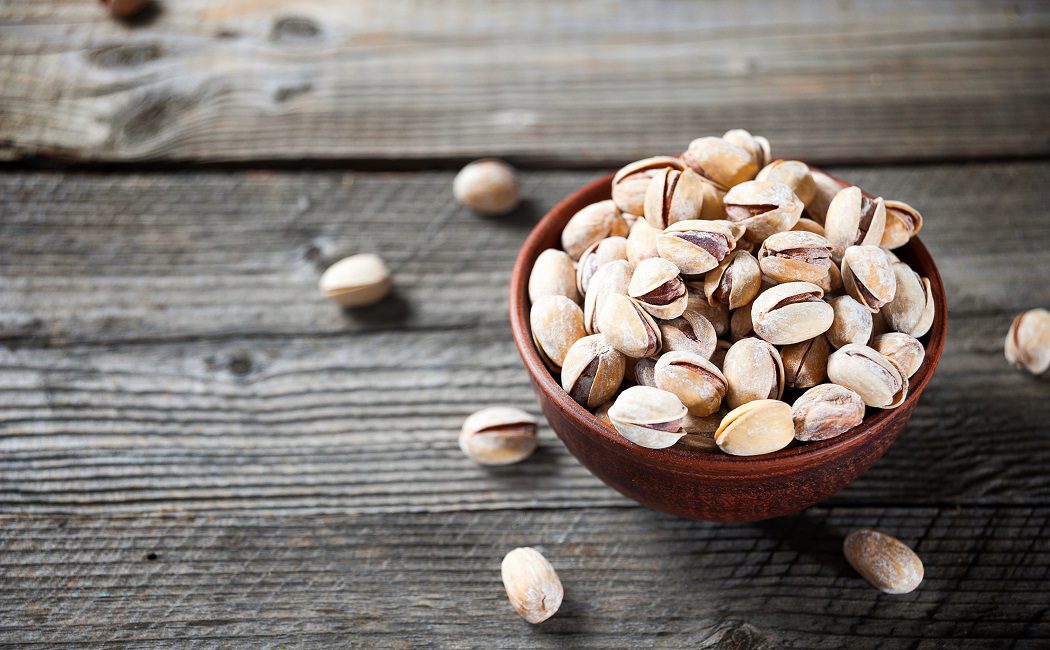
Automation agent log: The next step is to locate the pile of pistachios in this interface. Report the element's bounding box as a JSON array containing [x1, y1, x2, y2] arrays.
[[528, 130, 935, 456]]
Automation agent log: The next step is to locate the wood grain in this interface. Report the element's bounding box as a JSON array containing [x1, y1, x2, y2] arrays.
[[2, 1, 1049, 164]]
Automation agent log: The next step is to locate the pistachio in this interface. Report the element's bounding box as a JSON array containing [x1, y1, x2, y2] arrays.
[[723, 181, 804, 243], [757, 231, 833, 285], [682, 137, 759, 189], [791, 384, 865, 442], [756, 160, 815, 206], [593, 401, 616, 430], [703, 250, 762, 310], [805, 169, 843, 224], [751, 281, 834, 345], [827, 344, 908, 408], [529, 249, 581, 305], [628, 258, 688, 319], [659, 310, 718, 359], [781, 334, 831, 388], [715, 399, 794, 456], [882, 262, 934, 337], [880, 200, 923, 250], [824, 186, 886, 259], [841, 245, 897, 313], [817, 258, 843, 295], [686, 282, 730, 337], [501, 547, 564, 623], [826, 295, 874, 348], [319, 253, 393, 307], [722, 129, 772, 170], [632, 356, 658, 388], [1005, 308, 1050, 375], [562, 200, 629, 260], [843, 529, 924, 595], [656, 219, 743, 276], [608, 386, 688, 449], [792, 217, 826, 237], [655, 351, 728, 416], [561, 334, 626, 408], [626, 218, 660, 268], [697, 180, 728, 220], [722, 337, 785, 408], [871, 332, 925, 378], [677, 410, 724, 450], [612, 156, 685, 215], [729, 300, 756, 341], [459, 407, 538, 465], [576, 236, 628, 295], [599, 294, 663, 358], [583, 259, 631, 334], [709, 339, 732, 369], [453, 159, 520, 215], [530, 296, 587, 370], [642, 167, 708, 230]]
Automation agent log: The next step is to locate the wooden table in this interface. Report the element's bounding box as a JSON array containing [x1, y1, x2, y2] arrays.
[[2, 1, 1048, 647]]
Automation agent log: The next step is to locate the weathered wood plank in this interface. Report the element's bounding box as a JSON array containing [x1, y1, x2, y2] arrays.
[[1, 1, 1049, 164], [1, 507, 1047, 647]]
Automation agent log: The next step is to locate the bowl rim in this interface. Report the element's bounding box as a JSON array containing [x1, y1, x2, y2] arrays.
[[509, 170, 947, 476]]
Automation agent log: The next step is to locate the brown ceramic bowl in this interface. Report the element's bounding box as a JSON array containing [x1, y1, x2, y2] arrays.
[[509, 171, 947, 522]]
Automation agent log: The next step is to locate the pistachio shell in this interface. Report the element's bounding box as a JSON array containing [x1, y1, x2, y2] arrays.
[[697, 179, 727, 219], [792, 217, 826, 237], [659, 310, 718, 359], [1004, 308, 1050, 375], [530, 296, 587, 370], [561, 334, 626, 408], [319, 254, 392, 307], [460, 407, 538, 465], [709, 339, 732, 369], [715, 399, 794, 456], [722, 337, 785, 408], [655, 351, 728, 416], [791, 384, 865, 442], [628, 257, 688, 319], [826, 295, 874, 348], [632, 356, 658, 387], [583, 260, 631, 334], [529, 249, 581, 305], [723, 180, 804, 243], [593, 401, 616, 430], [824, 187, 886, 259], [722, 129, 771, 169], [643, 167, 707, 230], [843, 529, 924, 595], [841, 245, 897, 313], [880, 200, 923, 249], [882, 262, 933, 337], [757, 231, 833, 285], [501, 547, 564, 623], [806, 169, 845, 225], [608, 386, 688, 449], [756, 159, 815, 206], [703, 250, 762, 310], [576, 236, 628, 295], [827, 344, 908, 409], [561, 200, 629, 260], [676, 410, 724, 450], [626, 218, 660, 268], [612, 156, 685, 215], [656, 219, 742, 276], [729, 300, 755, 341], [599, 294, 663, 358], [781, 334, 830, 388], [751, 281, 834, 346], [871, 332, 925, 378], [685, 283, 730, 337], [682, 136, 759, 189]]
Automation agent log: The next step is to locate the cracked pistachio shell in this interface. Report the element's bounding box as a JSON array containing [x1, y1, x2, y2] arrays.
[[600, 294, 663, 358], [608, 386, 688, 449], [319, 254, 393, 307], [824, 187, 886, 259], [715, 399, 794, 456], [827, 295, 874, 348], [656, 219, 743, 276], [501, 547, 563, 623], [758, 231, 833, 285], [583, 260, 631, 334], [632, 356, 658, 388], [722, 129, 771, 170], [529, 249, 581, 305], [1005, 308, 1050, 375], [561, 200, 629, 260], [703, 250, 762, 310], [793, 217, 826, 237], [659, 310, 718, 359], [612, 156, 685, 215], [686, 283, 730, 337], [751, 281, 834, 346], [626, 218, 660, 268], [576, 236, 628, 295], [628, 258, 688, 320], [655, 351, 728, 416], [871, 332, 925, 378], [530, 296, 586, 371], [593, 401, 616, 430], [643, 167, 707, 230], [730, 300, 755, 341], [722, 337, 785, 408], [880, 200, 923, 250], [723, 181, 804, 244], [756, 160, 815, 206], [842, 246, 897, 313], [827, 344, 908, 408], [843, 529, 924, 595], [791, 384, 865, 442], [459, 407, 538, 466], [781, 334, 831, 388], [882, 262, 934, 337], [682, 136, 759, 189], [805, 169, 843, 224], [561, 334, 626, 408]]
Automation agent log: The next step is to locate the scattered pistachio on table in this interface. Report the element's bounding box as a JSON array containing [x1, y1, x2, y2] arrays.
[[453, 159, 520, 215], [501, 547, 563, 623], [843, 529, 924, 595], [319, 253, 392, 307], [1005, 308, 1050, 375], [459, 407, 538, 466]]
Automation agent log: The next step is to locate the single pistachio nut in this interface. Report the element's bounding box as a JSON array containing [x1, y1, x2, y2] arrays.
[[583, 260, 632, 333], [842, 245, 897, 313], [871, 332, 925, 378], [805, 169, 844, 225], [729, 300, 756, 341], [791, 384, 865, 442], [792, 217, 826, 237], [722, 129, 772, 170], [880, 200, 923, 250], [608, 386, 688, 448], [626, 218, 660, 268], [501, 547, 564, 623], [826, 295, 874, 348], [459, 407, 538, 466], [882, 262, 934, 337], [656, 219, 743, 276], [593, 401, 616, 430], [757, 230, 833, 285], [704, 250, 762, 310], [628, 257, 688, 319], [319, 253, 392, 307], [659, 310, 718, 359], [682, 136, 759, 189], [781, 334, 831, 388], [677, 410, 724, 450], [723, 180, 804, 243], [655, 351, 728, 416], [751, 281, 834, 346], [529, 249, 581, 305], [715, 399, 794, 456], [576, 236, 629, 295], [1005, 308, 1050, 375], [843, 529, 924, 595], [530, 296, 587, 370], [824, 186, 886, 259], [632, 356, 658, 388], [756, 160, 815, 206], [561, 334, 626, 408], [453, 159, 520, 215], [643, 167, 707, 230], [612, 156, 685, 215], [827, 344, 908, 408], [686, 283, 731, 337], [722, 337, 785, 408], [562, 200, 629, 260], [600, 294, 663, 358]]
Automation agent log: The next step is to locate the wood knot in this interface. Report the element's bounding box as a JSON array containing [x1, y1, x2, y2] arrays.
[[116, 93, 195, 144], [88, 42, 164, 68], [271, 16, 321, 42]]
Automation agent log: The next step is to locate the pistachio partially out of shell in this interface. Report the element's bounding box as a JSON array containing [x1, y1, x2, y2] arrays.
[[659, 310, 718, 359], [715, 399, 794, 456], [841, 245, 897, 313], [612, 156, 685, 215], [459, 407, 538, 465], [599, 294, 663, 358], [501, 547, 564, 623], [529, 249, 581, 305], [530, 296, 587, 370], [1005, 308, 1050, 375], [871, 332, 925, 378], [880, 200, 923, 250], [655, 351, 728, 416], [756, 159, 816, 206], [642, 167, 707, 230], [826, 294, 874, 348], [722, 129, 772, 171], [806, 169, 845, 225], [791, 384, 865, 442], [750, 281, 834, 346], [656, 219, 743, 276], [576, 236, 628, 295], [685, 282, 731, 337], [628, 257, 688, 319], [824, 186, 886, 259], [319, 254, 393, 307], [780, 334, 831, 388], [703, 250, 761, 310], [827, 344, 908, 408], [722, 337, 785, 408], [561, 200, 630, 260], [561, 334, 626, 408], [843, 529, 924, 595], [758, 231, 833, 285], [626, 218, 660, 268], [608, 386, 688, 449], [723, 180, 804, 243], [583, 260, 631, 334], [882, 262, 934, 337], [681, 136, 759, 189]]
